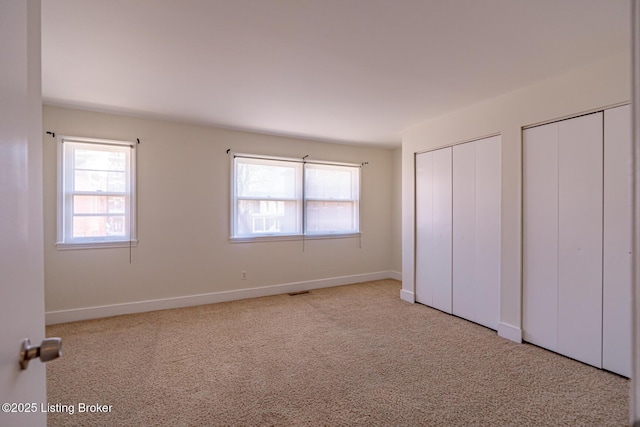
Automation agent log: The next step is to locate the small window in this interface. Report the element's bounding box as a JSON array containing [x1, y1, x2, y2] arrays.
[[230, 153, 360, 240], [56, 136, 137, 249]]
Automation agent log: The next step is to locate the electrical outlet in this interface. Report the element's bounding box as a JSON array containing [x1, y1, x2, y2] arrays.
[[241, 271, 247, 280]]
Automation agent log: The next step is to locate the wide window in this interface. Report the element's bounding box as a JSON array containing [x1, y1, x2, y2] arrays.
[[57, 136, 137, 249], [231, 154, 360, 240]]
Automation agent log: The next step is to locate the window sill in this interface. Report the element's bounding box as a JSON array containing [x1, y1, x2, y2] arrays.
[[55, 240, 138, 250], [229, 233, 361, 244]]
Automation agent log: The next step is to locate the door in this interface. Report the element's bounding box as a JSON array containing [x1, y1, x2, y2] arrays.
[[523, 122, 560, 351], [452, 136, 501, 330], [0, 1, 47, 426], [557, 112, 603, 368], [415, 148, 452, 313], [603, 104, 632, 377], [523, 112, 604, 369], [473, 135, 501, 329], [452, 142, 476, 322]]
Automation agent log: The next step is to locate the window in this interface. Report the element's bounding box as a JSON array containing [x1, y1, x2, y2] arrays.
[[305, 164, 359, 235], [57, 136, 137, 249], [231, 154, 360, 240]]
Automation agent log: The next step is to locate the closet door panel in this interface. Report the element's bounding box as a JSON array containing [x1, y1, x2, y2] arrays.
[[431, 148, 453, 313], [603, 105, 632, 377], [522, 123, 559, 350], [415, 151, 435, 307], [557, 112, 603, 368], [474, 136, 501, 329], [415, 148, 452, 313], [452, 142, 477, 323]]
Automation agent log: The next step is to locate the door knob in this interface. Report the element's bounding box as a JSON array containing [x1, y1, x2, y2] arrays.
[[19, 338, 62, 370]]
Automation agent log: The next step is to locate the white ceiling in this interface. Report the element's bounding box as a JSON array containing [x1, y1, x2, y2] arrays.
[[42, 0, 630, 147]]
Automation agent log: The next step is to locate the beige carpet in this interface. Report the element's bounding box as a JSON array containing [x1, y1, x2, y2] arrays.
[[46, 279, 629, 426]]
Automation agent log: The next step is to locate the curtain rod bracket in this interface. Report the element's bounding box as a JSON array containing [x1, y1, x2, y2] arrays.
[[136, 138, 140, 144], [226, 149, 231, 154], [46, 131, 55, 138]]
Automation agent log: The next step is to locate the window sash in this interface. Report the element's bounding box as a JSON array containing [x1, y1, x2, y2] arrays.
[[304, 200, 359, 235], [57, 136, 136, 247]]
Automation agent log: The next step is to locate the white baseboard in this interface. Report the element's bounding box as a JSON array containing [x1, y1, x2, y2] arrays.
[[45, 271, 400, 325], [400, 289, 414, 303], [388, 271, 402, 281], [497, 322, 522, 343]]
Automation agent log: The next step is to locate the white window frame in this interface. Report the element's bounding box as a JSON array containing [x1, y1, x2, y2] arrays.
[[230, 153, 361, 242], [56, 135, 137, 250], [304, 163, 360, 236]]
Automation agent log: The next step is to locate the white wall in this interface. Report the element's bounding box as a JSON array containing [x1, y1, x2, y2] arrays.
[[43, 106, 396, 322], [401, 51, 630, 341]]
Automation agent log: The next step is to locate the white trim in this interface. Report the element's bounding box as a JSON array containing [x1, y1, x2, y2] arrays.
[[400, 289, 415, 303], [389, 271, 402, 281], [55, 240, 138, 250], [522, 102, 630, 131], [57, 135, 137, 247], [497, 322, 523, 343], [45, 271, 399, 325], [414, 132, 502, 155], [229, 233, 361, 243], [632, 3, 640, 422]]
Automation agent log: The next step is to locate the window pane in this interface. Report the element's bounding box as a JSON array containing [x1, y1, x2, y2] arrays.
[[75, 148, 126, 171], [306, 201, 357, 234], [74, 170, 126, 192], [72, 216, 126, 238], [236, 160, 300, 198], [305, 165, 357, 199], [74, 195, 125, 214], [236, 200, 300, 235], [60, 139, 136, 245]]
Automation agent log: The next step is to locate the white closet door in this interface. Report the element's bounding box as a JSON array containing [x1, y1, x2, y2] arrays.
[[603, 104, 632, 377], [452, 142, 477, 323], [523, 123, 559, 351], [453, 136, 501, 329], [416, 151, 435, 307], [557, 112, 603, 368], [474, 136, 501, 329], [431, 148, 453, 312], [415, 148, 452, 313]]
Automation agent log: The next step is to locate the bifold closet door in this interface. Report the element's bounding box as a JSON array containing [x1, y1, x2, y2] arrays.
[[522, 123, 559, 351], [452, 136, 501, 330], [603, 104, 632, 377], [557, 113, 603, 368], [523, 112, 603, 369], [415, 147, 452, 313]]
